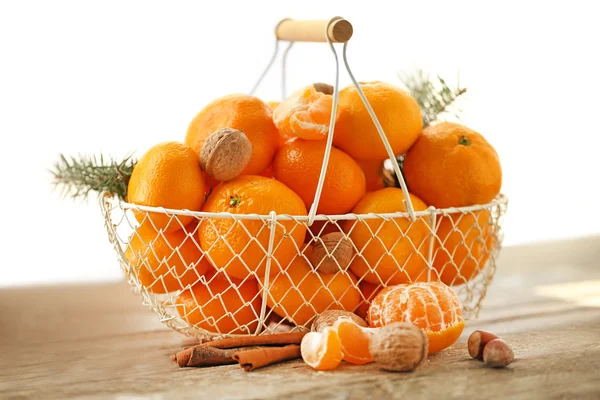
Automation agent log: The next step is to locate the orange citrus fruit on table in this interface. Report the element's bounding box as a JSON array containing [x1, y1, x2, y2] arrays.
[[403, 122, 502, 208], [273, 83, 335, 141], [300, 326, 343, 370], [344, 188, 430, 285], [333, 318, 374, 365], [368, 281, 465, 354], [175, 272, 261, 335], [272, 139, 366, 215], [198, 175, 307, 280], [356, 159, 386, 192], [433, 210, 494, 286], [261, 256, 361, 326], [127, 142, 206, 232], [126, 221, 210, 294], [333, 81, 423, 161], [185, 94, 279, 175]]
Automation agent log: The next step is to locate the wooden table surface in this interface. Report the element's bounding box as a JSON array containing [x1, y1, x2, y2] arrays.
[[2, 236, 600, 399]]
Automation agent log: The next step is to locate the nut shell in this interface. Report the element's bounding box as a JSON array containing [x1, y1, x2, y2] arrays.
[[200, 128, 252, 181], [311, 310, 367, 333], [483, 339, 514, 368], [369, 322, 428, 372], [309, 232, 354, 274]]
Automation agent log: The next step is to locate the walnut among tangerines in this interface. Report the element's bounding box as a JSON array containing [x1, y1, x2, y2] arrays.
[[200, 128, 252, 181], [309, 232, 354, 274], [369, 322, 428, 372]]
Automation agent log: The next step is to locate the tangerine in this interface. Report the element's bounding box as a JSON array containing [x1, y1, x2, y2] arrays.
[[344, 188, 430, 285], [433, 210, 494, 285], [333, 81, 422, 161], [272, 139, 366, 215], [261, 255, 361, 326], [185, 94, 279, 175], [175, 272, 261, 335], [128, 142, 206, 232], [198, 175, 307, 279], [403, 122, 502, 208], [368, 281, 464, 354], [126, 221, 209, 293], [273, 83, 335, 141]]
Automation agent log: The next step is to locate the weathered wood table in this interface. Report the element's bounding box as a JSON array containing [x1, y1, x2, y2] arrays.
[[2, 236, 599, 399]]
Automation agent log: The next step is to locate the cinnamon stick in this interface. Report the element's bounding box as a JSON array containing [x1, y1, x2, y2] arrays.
[[173, 332, 307, 367], [232, 344, 301, 372], [201, 332, 307, 349], [177, 346, 262, 367]]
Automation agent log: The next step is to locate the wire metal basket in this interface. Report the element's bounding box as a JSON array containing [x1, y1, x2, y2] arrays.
[[101, 17, 508, 339]]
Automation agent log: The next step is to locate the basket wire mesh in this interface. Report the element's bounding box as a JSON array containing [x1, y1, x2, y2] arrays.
[[101, 17, 508, 339]]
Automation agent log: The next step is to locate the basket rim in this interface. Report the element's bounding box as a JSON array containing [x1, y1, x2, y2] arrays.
[[103, 193, 508, 221]]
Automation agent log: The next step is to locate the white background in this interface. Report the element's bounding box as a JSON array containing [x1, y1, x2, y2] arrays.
[[1, 0, 599, 286]]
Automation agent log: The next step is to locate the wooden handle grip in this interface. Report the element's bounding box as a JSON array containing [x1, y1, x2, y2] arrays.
[[275, 18, 353, 43]]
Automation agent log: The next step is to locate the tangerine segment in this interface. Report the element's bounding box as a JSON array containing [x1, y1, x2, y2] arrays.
[[185, 94, 279, 175], [128, 142, 206, 232], [403, 122, 502, 208], [261, 256, 361, 326], [198, 176, 307, 280], [301, 327, 343, 370], [433, 210, 494, 286], [333, 318, 374, 365], [126, 221, 209, 294], [175, 273, 261, 335], [272, 139, 366, 215], [333, 81, 422, 161], [273, 85, 335, 141], [344, 188, 430, 285], [368, 282, 464, 354]]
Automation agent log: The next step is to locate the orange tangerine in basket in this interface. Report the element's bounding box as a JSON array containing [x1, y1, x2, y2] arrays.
[[344, 188, 430, 285], [128, 141, 206, 232], [272, 139, 366, 215], [333, 81, 423, 161], [273, 83, 335, 141], [333, 318, 374, 365], [198, 175, 307, 280], [368, 281, 464, 354], [356, 159, 386, 192], [433, 210, 494, 286], [261, 255, 361, 326], [185, 94, 279, 176], [355, 280, 383, 320], [301, 327, 343, 370], [126, 221, 209, 294], [403, 122, 502, 208], [175, 272, 261, 335]]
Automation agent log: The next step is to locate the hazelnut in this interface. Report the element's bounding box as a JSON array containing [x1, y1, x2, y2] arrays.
[[369, 322, 428, 372], [309, 232, 353, 274], [468, 330, 499, 360], [313, 82, 334, 95], [311, 310, 367, 333], [199, 128, 252, 181], [483, 339, 514, 368]]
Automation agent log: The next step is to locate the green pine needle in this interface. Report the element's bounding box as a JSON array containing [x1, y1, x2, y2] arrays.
[[51, 153, 136, 201], [400, 70, 466, 127]]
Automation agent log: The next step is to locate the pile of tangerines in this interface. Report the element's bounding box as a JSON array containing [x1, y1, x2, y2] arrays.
[[124, 81, 502, 369]]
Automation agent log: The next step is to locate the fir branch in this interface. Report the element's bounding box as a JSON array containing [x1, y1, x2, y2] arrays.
[[400, 70, 466, 127], [51, 153, 136, 200]]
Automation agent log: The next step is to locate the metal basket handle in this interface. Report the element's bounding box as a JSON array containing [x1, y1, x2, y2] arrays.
[[250, 17, 417, 225]]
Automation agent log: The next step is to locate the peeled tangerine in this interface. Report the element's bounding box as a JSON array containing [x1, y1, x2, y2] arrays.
[[273, 83, 335, 141], [368, 281, 465, 354]]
